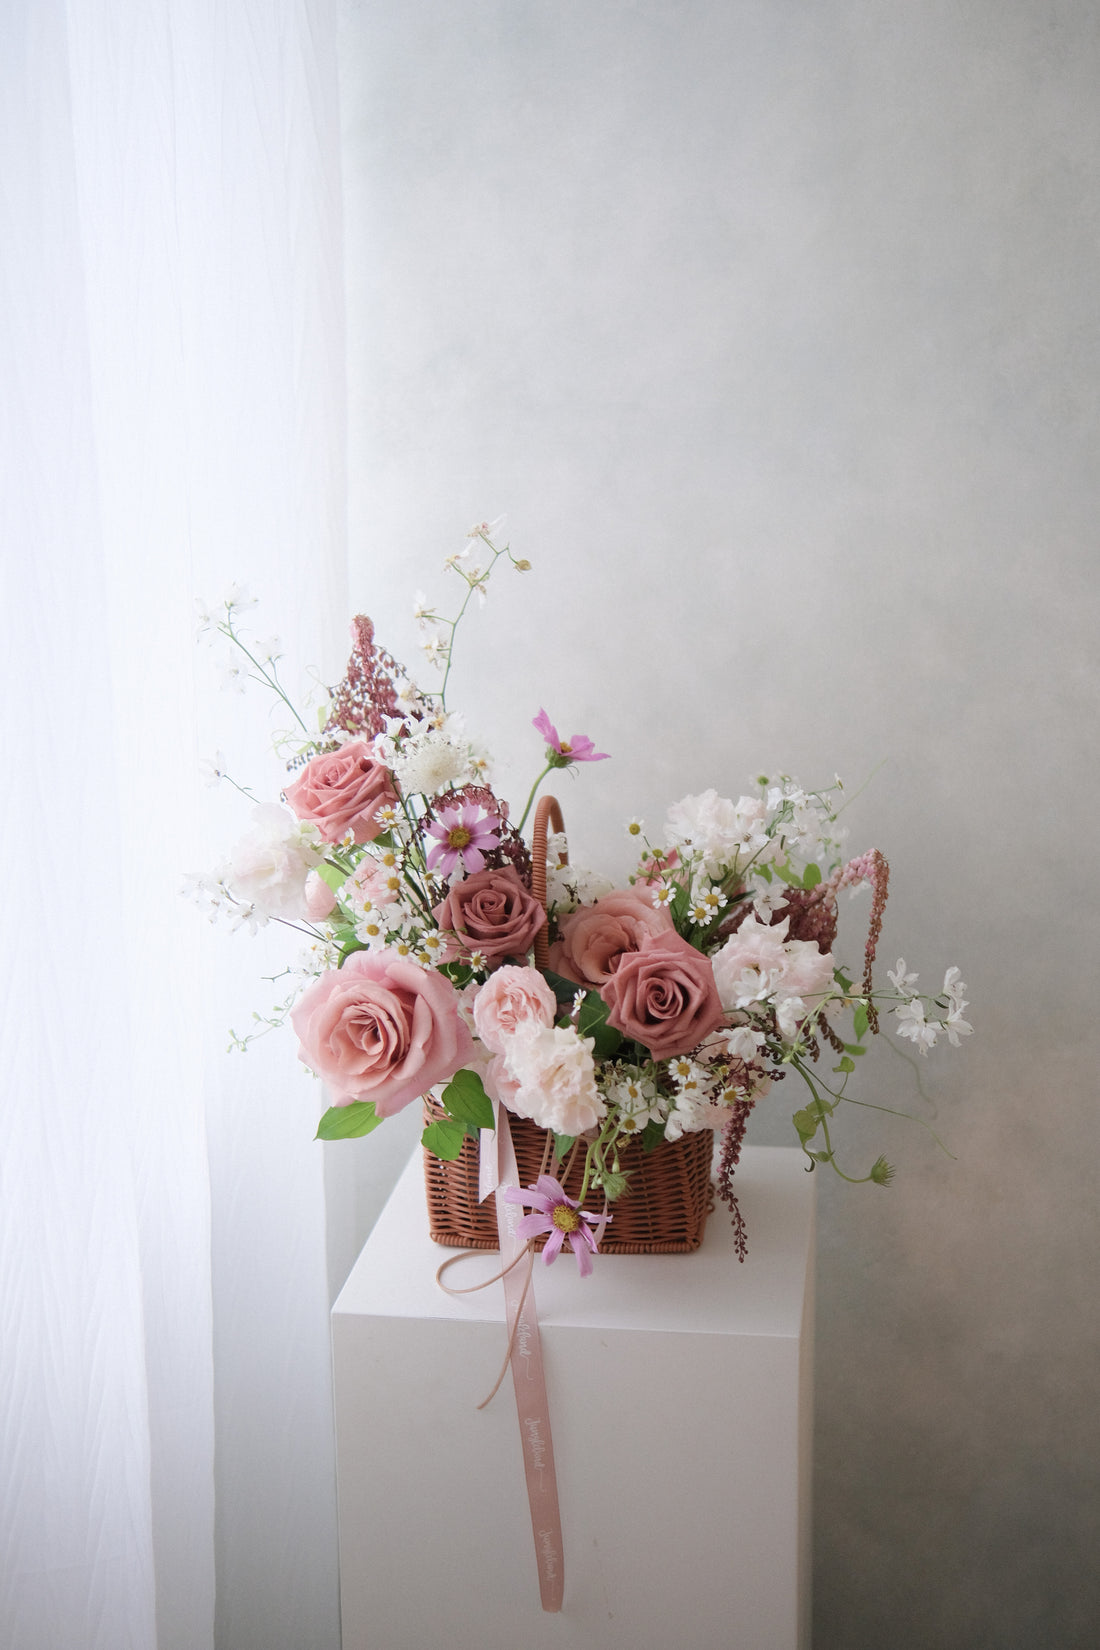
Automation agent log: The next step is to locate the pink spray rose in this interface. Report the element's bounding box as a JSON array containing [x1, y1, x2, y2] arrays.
[[290, 950, 473, 1115], [549, 887, 676, 988], [601, 933, 726, 1061], [433, 865, 546, 967], [472, 965, 558, 1055], [283, 740, 399, 844]]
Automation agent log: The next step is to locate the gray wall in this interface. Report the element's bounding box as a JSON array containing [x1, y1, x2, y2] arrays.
[[339, 3, 1100, 1645]]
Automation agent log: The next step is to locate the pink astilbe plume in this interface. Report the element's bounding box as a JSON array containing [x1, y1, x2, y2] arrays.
[[324, 615, 422, 744], [716, 1098, 756, 1263], [824, 849, 890, 1032]]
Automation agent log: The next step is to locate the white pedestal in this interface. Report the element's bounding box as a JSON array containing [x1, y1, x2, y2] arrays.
[[332, 1145, 814, 1650]]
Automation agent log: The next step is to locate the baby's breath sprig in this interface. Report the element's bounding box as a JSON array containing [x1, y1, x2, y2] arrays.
[[413, 520, 531, 710]]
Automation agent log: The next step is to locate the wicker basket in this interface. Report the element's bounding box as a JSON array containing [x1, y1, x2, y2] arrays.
[[423, 796, 715, 1254]]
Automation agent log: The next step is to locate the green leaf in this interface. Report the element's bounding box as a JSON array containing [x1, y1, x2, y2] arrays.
[[808, 1149, 834, 1165], [802, 862, 822, 890], [439, 1068, 494, 1131], [842, 1042, 866, 1056], [773, 861, 802, 887], [595, 1168, 630, 1202], [552, 1133, 576, 1162], [640, 1119, 667, 1153], [576, 990, 623, 1060], [792, 1107, 820, 1144], [315, 861, 347, 892], [421, 1118, 467, 1161], [542, 968, 582, 1007], [853, 1001, 869, 1039], [832, 1056, 856, 1075], [315, 1101, 384, 1141]]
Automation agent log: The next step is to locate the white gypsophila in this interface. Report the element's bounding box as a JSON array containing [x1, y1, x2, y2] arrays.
[[766, 780, 845, 866], [893, 999, 939, 1053], [391, 728, 470, 796], [941, 968, 973, 1046], [776, 995, 810, 1042], [664, 1088, 714, 1141], [293, 936, 341, 977], [711, 916, 835, 1014], [545, 862, 615, 915], [887, 958, 920, 995], [228, 803, 323, 920], [751, 885, 788, 921]]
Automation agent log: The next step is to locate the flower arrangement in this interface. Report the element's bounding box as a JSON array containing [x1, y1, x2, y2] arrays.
[[190, 523, 971, 1268]]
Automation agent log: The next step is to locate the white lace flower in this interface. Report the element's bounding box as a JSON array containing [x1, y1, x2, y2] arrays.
[[392, 729, 470, 796]]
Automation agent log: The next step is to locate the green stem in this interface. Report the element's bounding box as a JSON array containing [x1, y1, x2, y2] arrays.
[[221, 624, 309, 734], [516, 761, 554, 833]]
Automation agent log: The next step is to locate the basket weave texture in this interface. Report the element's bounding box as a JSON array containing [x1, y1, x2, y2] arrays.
[[424, 1102, 714, 1253], [422, 795, 716, 1255]]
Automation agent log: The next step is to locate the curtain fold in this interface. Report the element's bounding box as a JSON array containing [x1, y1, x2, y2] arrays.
[[1, 4, 346, 1646]]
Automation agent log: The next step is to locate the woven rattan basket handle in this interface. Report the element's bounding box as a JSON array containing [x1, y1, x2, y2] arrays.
[[530, 795, 566, 969]]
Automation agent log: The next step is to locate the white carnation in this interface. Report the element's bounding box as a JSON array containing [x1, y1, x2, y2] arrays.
[[228, 804, 323, 920]]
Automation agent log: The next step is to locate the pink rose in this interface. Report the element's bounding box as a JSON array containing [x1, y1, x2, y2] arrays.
[[290, 950, 473, 1116], [549, 887, 675, 987], [601, 933, 726, 1060], [283, 740, 399, 844], [433, 866, 546, 967], [472, 966, 558, 1055]]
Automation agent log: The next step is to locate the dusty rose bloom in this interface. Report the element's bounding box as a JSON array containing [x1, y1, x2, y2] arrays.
[[602, 933, 726, 1060], [549, 887, 675, 987], [433, 865, 545, 967], [290, 950, 472, 1115], [284, 740, 399, 844]]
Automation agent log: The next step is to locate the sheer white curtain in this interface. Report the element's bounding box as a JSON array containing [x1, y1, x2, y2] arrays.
[[2, 3, 346, 1646]]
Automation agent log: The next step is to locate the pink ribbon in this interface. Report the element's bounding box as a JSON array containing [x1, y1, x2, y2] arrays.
[[492, 1108, 564, 1612]]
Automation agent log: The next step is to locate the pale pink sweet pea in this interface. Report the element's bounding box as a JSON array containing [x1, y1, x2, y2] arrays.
[[290, 950, 473, 1115], [502, 1174, 602, 1276], [472, 965, 558, 1055], [711, 915, 835, 1014], [532, 708, 609, 766]]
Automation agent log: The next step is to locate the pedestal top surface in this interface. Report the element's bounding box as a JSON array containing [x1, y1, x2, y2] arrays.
[[333, 1143, 813, 1339]]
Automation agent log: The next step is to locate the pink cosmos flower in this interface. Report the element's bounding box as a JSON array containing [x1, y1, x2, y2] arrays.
[[426, 803, 500, 876], [532, 708, 609, 767], [502, 1174, 603, 1277]]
